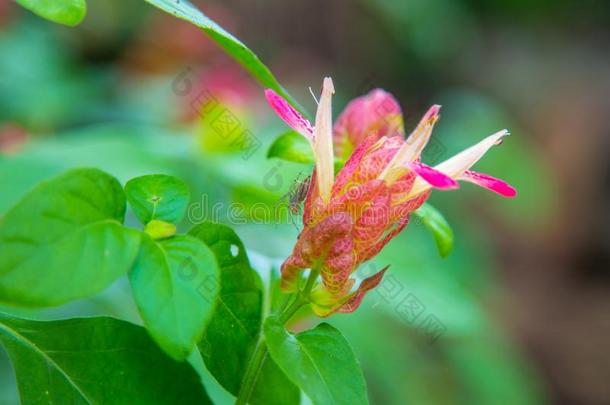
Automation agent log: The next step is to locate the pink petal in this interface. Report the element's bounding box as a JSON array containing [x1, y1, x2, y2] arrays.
[[332, 134, 379, 193], [321, 236, 356, 293], [264, 89, 314, 140], [408, 161, 459, 190], [334, 266, 389, 314], [358, 216, 410, 263], [302, 170, 318, 225], [280, 256, 305, 292], [333, 89, 404, 157], [460, 170, 517, 197]]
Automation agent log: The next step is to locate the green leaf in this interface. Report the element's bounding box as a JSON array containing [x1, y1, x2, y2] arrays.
[[189, 222, 299, 405], [125, 174, 190, 225], [0, 168, 141, 307], [269, 267, 286, 314], [129, 234, 220, 361], [265, 318, 368, 405], [189, 222, 262, 390], [142, 0, 307, 115], [266, 131, 345, 174], [413, 203, 454, 258], [15, 0, 87, 26], [0, 313, 212, 404], [268, 130, 315, 164]]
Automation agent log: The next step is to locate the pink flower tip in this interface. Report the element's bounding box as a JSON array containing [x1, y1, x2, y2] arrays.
[[264, 88, 277, 100], [424, 104, 442, 121], [463, 171, 517, 198], [264, 88, 314, 138], [499, 183, 518, 198]]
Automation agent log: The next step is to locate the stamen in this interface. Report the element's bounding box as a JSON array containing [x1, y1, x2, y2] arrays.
[[309, 87, 319, 105]]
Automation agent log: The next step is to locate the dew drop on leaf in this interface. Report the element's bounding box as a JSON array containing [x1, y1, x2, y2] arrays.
[[230, 244, 239, 257]]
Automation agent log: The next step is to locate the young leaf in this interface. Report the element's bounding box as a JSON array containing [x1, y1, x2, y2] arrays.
[[0, 168, 141, 307], [264, 318, 369, 405], [142, 0, 307, 115], [412, 203, 454, 258], [15, 0, 87, 26], [268, 130, 315, 164], [129, 234, 220, 361], [189, 222, 299, 405], [144, 219, 177, 240], [125, 174, 190, 225], [0, 313, 212, 404], [267, 131, 345, 173]]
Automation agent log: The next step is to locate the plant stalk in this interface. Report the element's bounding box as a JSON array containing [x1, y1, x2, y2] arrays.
[[235, 269, 319, 405]]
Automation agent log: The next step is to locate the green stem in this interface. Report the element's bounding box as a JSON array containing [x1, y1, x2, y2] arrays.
[[235, 337, 268, 405], [235, 269, 319, 405], [278, 292, 307, 324], [303, 268, 319, 294]]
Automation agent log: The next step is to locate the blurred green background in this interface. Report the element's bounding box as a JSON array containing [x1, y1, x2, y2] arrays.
[[1, 0, 609, 404]]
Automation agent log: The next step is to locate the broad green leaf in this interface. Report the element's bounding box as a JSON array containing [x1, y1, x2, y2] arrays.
[[264, 318, 368, 405], [0, 313, 212, 404], [142, 0, 307, 114], [413, 203, 454, 258], [189, 222, 299, 405], [125, 174, 190, 225], [268, 130, 315, 164], [0, 168, 141, 307], [189, 222, 262, 392], [15, 0, 87, 26], [129, 234, 220, 361]]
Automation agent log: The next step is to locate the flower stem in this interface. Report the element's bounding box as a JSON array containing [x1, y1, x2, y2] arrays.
[[235, 337, 268, 405], [235, 269, 319, 405]]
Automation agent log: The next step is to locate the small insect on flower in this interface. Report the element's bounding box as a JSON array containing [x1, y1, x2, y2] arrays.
[[280, 173, 312, 215], [289, 174, 312, 215]]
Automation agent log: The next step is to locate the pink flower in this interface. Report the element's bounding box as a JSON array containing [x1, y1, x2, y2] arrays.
[[333, 89, 404, 159], [265, 78, 516, 316]]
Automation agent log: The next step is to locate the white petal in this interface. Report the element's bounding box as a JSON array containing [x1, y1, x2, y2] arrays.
[[313, 77, 335, 203], [379, 105, 440, 184], [401, 105, 441, 160], [408, 129, 509, 197]]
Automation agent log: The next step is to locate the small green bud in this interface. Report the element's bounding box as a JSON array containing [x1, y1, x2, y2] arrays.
[[144, 219, 177, 240]]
